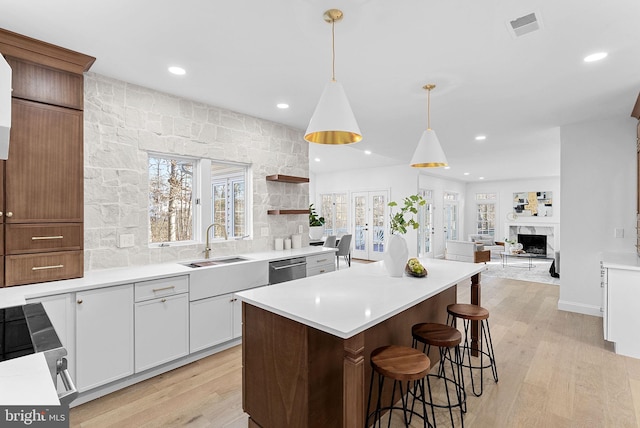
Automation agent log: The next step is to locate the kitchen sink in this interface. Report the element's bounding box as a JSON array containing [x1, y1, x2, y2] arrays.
[[182, 257, 250, 268]]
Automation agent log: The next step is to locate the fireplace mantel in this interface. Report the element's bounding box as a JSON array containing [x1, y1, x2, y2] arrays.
[[505, 223, 558, 257]]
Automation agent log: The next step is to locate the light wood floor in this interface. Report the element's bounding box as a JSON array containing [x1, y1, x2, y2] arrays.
[[70, 276, 640, 428]]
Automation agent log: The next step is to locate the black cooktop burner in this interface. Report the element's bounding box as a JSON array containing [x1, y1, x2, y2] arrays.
[[0, 305, 35, 362], [0, 303, 62, 363]]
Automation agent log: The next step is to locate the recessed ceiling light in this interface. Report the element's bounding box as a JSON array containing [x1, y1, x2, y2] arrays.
[[444, 166, 451, 170], [479, 177, 485, 180], [314, 157, 321, 162], [168, 66, 186, 75], [584, 52, 607, 63], [364, 150, 372, 155], [475, 135, 487, 141], [276, 103, 289, 109], [464, 172, 470, 176]]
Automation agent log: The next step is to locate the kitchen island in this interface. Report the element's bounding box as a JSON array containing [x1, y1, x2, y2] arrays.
[[237, 258, 485, 428]]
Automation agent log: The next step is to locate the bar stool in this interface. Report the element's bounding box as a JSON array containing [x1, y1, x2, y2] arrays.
[[412, 323, 466, 427], [446, 303, 498, 397], [366, 345, 435, 428]]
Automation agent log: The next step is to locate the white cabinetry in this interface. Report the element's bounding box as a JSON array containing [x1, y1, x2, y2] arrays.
[[602, 265, 640, 358], [190, 294, 234, 352], [306, 253, 336, 277], [75, 284, 134, 392], [189, 260, 268, 353], [134, 275, 189, 372]]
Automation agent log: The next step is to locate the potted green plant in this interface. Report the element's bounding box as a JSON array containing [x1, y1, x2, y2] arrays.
[[309, 203, 325, 240], [385, 194, 426, 277]]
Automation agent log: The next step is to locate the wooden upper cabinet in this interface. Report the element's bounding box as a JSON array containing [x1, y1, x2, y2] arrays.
[[6, 57, 84, 110], [5, 99, 83, 223]]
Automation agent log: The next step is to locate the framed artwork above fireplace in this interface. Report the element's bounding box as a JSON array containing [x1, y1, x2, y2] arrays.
[[513, 191, 553, 217]]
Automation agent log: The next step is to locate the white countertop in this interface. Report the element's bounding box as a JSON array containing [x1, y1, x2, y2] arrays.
[[236, 258, 485, 339], [0, 353, 60, 405], [0, 246, 337, 308], [602, 252, 640, 271]]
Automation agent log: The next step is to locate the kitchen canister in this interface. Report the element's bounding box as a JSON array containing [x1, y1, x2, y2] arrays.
[[291, 234, 302, 249], [284, 238, 292, 250], [275, 238, 284, 251]]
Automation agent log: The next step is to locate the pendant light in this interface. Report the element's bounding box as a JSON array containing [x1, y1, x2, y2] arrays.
[[410, 84, 448, 168], [304, 9, 362, 145]]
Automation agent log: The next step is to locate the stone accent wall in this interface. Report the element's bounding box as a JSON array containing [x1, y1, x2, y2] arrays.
[[84, 73, 308, 271]]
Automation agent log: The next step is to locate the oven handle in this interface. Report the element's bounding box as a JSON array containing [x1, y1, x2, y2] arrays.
[[57, 358, 78, 406], [271, 262, 307, 271]]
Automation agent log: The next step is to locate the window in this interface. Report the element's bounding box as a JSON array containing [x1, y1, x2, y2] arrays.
[[320, 193, 348, 236], [148, 155, 196, 244], [476, 193, 497, 236], [211, 161, 249, 239]]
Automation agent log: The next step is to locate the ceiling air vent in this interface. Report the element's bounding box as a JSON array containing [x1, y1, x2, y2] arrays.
[[509, 12, 540, 37]]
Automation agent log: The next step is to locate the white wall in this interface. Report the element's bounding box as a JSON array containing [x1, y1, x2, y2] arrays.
[[559, 115, 636, 315], [465, 177, 560, 246], [84, 73, 308, 270]]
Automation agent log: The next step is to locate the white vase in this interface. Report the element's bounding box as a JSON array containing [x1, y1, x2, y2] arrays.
[[309, 226, 324, 240], [384, 234, 408, 277]]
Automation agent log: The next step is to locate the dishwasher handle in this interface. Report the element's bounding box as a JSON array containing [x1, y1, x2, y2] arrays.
[[271, 261, 307, 270]]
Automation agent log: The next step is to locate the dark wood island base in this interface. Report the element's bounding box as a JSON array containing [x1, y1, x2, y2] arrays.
[[242, 285, 460, 428]]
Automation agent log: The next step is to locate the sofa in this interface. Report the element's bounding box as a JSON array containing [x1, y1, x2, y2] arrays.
[[468, 234, 505, 258], [445, 240, 490, 263]]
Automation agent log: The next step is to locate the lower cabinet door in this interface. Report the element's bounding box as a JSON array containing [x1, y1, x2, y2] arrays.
[[75, 284, 134, 392], [190, 294, 233, 353], [135, 293, 189, 372]]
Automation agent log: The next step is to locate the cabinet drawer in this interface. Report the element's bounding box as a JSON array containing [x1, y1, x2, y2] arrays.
[[5, 250, 83, 287], [307, 265, 335, 277], [6, 57, 84, 110], [306, 253, 335, 267], [135, 275, 189, 302], [5, 223, 83, 254]]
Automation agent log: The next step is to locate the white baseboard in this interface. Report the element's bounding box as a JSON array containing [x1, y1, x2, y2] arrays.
[[557, 300, 602, 317]]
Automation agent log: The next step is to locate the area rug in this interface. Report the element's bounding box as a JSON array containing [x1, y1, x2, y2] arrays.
[[481, 258, 560, 286]]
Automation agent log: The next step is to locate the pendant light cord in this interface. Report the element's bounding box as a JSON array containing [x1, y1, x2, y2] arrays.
[[427, 87, 431, 130], [331, 18, 336, 82]]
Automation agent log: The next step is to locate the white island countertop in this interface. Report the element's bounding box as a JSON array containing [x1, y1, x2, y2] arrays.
[[236, 257, 486, 339]]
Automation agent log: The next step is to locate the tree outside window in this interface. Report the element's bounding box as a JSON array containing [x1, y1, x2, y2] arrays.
[[148, 156, 195, 243]]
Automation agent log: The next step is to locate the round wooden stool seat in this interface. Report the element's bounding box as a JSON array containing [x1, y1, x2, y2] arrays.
[[371, 345, 431, 382], [412, 323, 462, 348], [447, 303, 489, 321]]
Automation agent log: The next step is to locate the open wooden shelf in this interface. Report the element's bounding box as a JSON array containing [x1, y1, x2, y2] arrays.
[[266, 174, 309, 184], [267, 209, 309, 215]]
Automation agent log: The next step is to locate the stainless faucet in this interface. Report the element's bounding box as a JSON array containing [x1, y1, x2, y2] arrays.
[[204, 223, 228, 259]]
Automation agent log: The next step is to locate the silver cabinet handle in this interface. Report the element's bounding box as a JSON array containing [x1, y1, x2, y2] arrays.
[[316, 258, 328, 263], [152, 285, 176, 292], [32, 235, 64, 240], [32, 264, 64, 271], [0, 211, 3, 217], [161, 298, 167, 303], [272, 262, 307, 270], [6, 212, 12, 217], [77, 299, 83, 304]]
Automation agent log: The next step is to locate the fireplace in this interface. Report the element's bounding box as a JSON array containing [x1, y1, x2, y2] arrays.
[[518, 234, 547, 255]]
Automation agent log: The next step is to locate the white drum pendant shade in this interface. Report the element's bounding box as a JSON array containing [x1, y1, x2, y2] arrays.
[[304, 80, 362, 145], [0, 54, 11, 159], [410, 129, 448, 168]]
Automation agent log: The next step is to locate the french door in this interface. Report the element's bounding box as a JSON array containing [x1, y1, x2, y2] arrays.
[[351, 190, 388, 261], [417, 190, 434, 257], [444, 201, 458, 241]]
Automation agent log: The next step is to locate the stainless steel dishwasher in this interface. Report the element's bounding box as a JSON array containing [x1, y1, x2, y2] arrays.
[[269, 257, 307, 284]]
